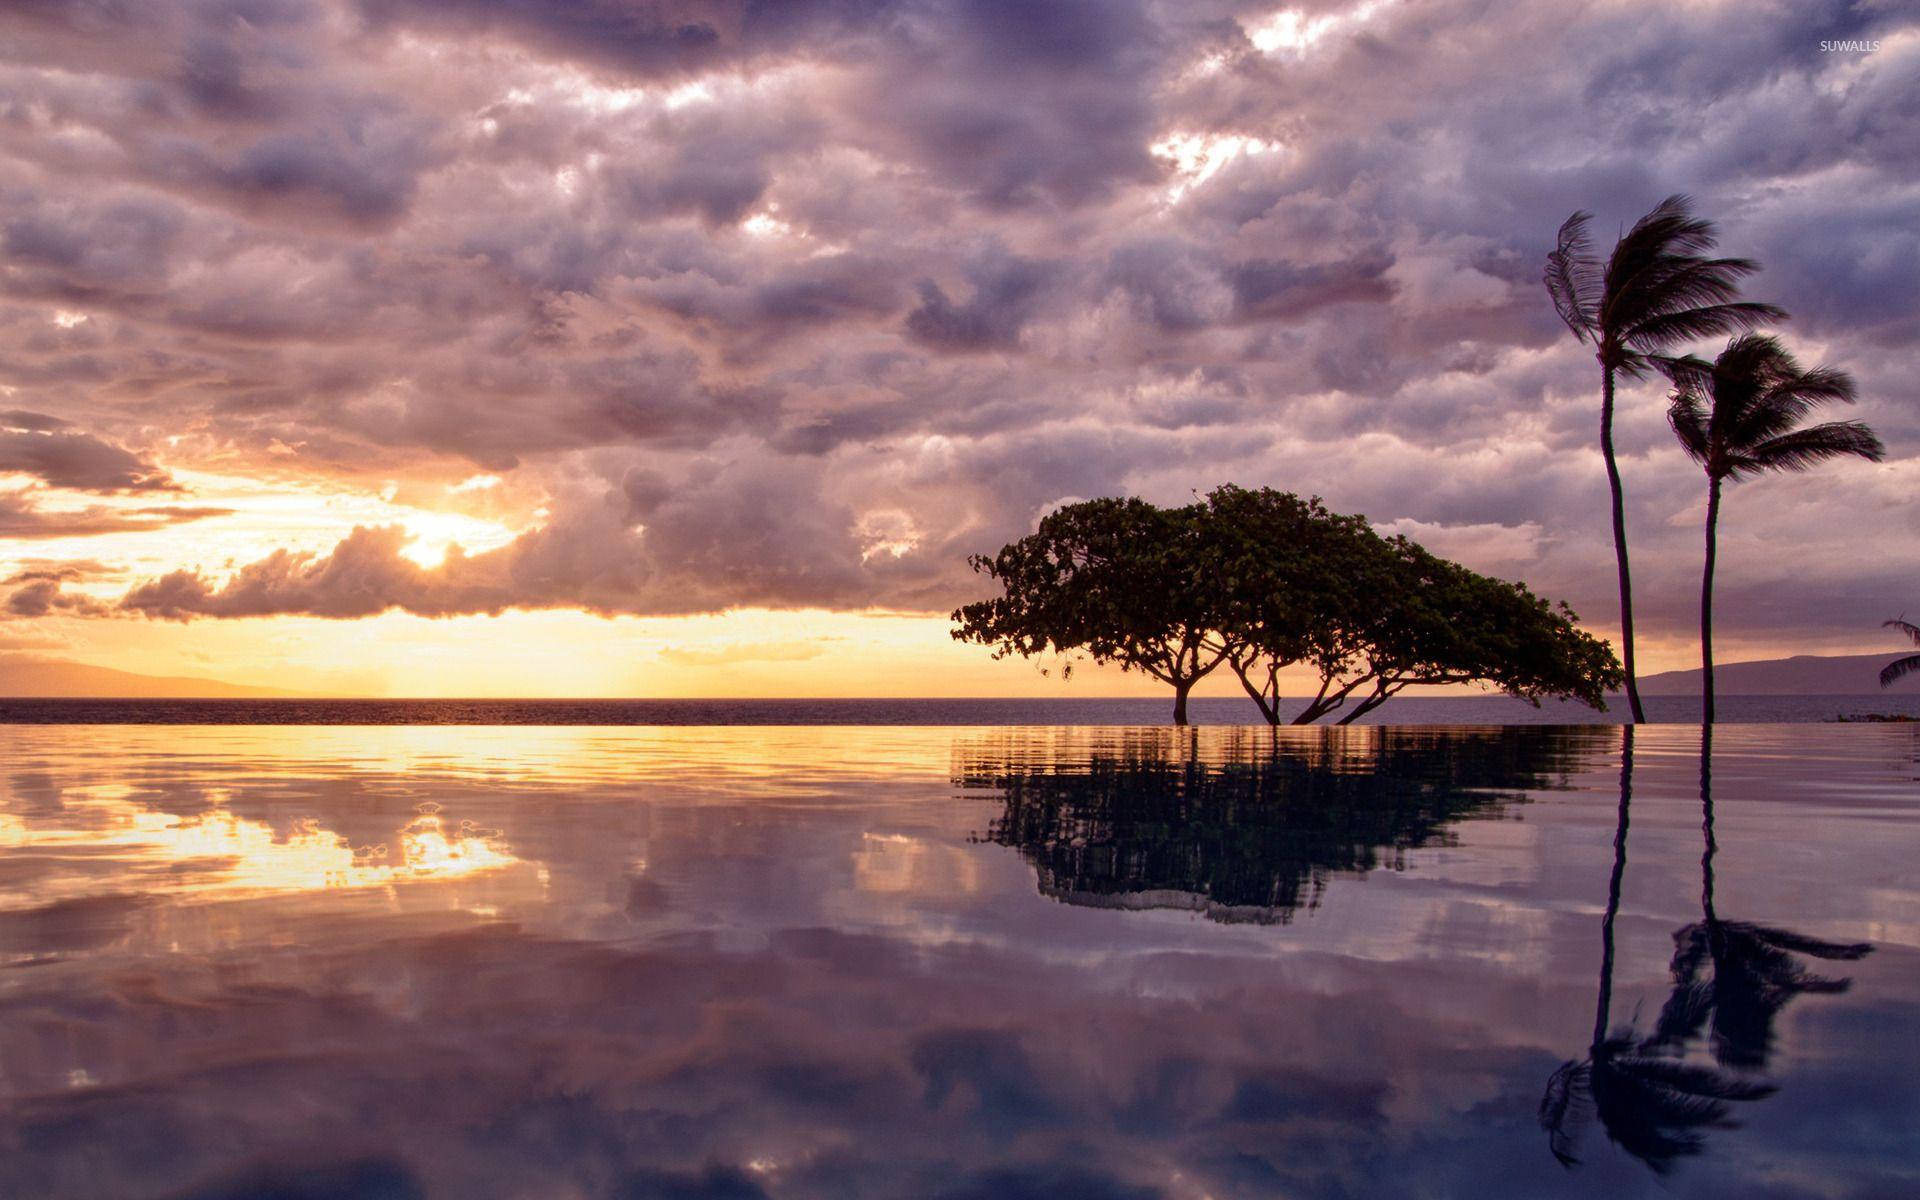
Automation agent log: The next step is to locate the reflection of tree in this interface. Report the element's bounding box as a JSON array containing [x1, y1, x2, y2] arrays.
[[959, 726, 1608, 924], [1542, 726, 1871, 1173]]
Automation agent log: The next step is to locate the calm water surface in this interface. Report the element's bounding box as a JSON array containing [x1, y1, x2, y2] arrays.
[[0, 724, 1915, 1198]]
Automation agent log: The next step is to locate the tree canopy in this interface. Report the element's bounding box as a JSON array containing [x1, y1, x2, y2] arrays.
[[953, 487, 1623, 724], [950, 496, 1226, 725]]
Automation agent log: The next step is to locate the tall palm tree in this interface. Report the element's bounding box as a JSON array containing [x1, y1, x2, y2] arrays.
[[1545, 196, 1784, 723], [1665, 335, 1885, 722], [1880, 618, 1920, 687]]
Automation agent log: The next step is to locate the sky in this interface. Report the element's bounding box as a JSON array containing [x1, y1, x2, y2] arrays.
[[0, 0, 1914, 697]]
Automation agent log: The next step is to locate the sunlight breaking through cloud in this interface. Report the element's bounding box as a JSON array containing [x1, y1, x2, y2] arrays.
[[1150, 131, 1279, 202], [1247, 0, 1399, 56]]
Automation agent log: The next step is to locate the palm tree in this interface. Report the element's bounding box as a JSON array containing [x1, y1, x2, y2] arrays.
[[1545, 196, 1784, 723], [1880, 618, 1920, 688], [1665, 335, 1884, 722]]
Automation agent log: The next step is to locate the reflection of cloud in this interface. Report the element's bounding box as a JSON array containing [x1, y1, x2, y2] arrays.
[[0, 791, 518, 913], [0, 724, 1916, 1198], [852, 832, 980, 898]]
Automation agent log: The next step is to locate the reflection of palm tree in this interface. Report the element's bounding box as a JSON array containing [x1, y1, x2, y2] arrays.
[[1664, 336, 1884, 722], [1652, 725, 1873, 1069], [1540, 727, 1776, 1173], [1546, 1033, 1776, 1172]]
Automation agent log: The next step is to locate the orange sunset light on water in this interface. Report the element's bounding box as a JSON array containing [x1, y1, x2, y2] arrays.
[[0, 797, 520, 911]]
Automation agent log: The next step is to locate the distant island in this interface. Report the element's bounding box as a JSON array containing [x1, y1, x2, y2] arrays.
[[1636, 654, 1918, 696], [0, 658, 302, 699]]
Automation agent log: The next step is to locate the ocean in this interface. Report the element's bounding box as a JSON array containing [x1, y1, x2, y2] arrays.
[[0, 692, 1913, 724], [2, 721, 1915, 1197]]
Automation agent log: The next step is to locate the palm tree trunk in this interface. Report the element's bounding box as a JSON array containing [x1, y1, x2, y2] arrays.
[[1601, 365, 1646, 723], [1701, 476, 1721, 724]]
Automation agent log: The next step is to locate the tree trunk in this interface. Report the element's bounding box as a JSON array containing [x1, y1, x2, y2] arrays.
[[1337, 681, 1398, 725], [1601, 363, 1647, 723], [1701, 476, 1721, 725], [1171, 677, 1192, 726], [1227, 658, 1280, 725]]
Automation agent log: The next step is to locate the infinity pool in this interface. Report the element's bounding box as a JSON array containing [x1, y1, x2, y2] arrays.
[[1, 724, 1914, 1198]]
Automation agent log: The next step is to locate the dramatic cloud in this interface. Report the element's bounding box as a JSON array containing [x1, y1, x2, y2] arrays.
[[2, 560, 119, 617], [0, 490, 230, 539], [0, 0, 1913, 652], [0, 412, 175, 492]]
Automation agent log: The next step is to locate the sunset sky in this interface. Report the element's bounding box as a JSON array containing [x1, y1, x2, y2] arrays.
[[0, 0, 1914, 697]]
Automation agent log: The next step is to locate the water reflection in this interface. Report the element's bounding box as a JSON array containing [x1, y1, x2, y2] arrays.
[[1653, 728, 1873, 1070], [0, 780, 517, 907], [0, 725, 1912, 1199], [0, 758, 526, 967], [960, 725, 1613, 923], [1542, 726, 1874, 1173]]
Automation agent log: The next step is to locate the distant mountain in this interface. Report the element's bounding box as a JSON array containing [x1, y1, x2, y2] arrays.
[[0, 657, 304, 698], [1637, 653, 1918, 696]]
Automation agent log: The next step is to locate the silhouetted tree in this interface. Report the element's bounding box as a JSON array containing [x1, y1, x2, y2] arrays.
[[956, 489, 1621, 725], [1545, 196, 1783, 723], [952, 497, 1224, 725], [1199, 486, 1375, 723], [1296, 535, 1621, 725], [1879, 617, 1920, 688], [1665, 336, 1884, 721]]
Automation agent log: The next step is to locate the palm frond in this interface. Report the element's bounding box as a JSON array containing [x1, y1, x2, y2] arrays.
[[1609, 1054, 1779, 1103], [1740, 925, 1873, 962], [1621, 301, 1787, 353], [1652, 352, 1713, 392], [1539, 1059, 1591, 1167], [1701, 335, 1855, 447], [1881, 653, 1920, 688], [1629, 256, 1761, 315], [1652, 979, 1715, 1047], [1714, 331, 1793, 381], [1737, 421, 1885, 477], [1667, 388, 1711, 464], [1886, 618, 1920, 645], [1601, 198, 1770, 336], [1677, 332, 1883, 486], [1614, 195, 1719, 268], [1545, 210, 1600, 341], [1769, 364, 1857, 407]]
